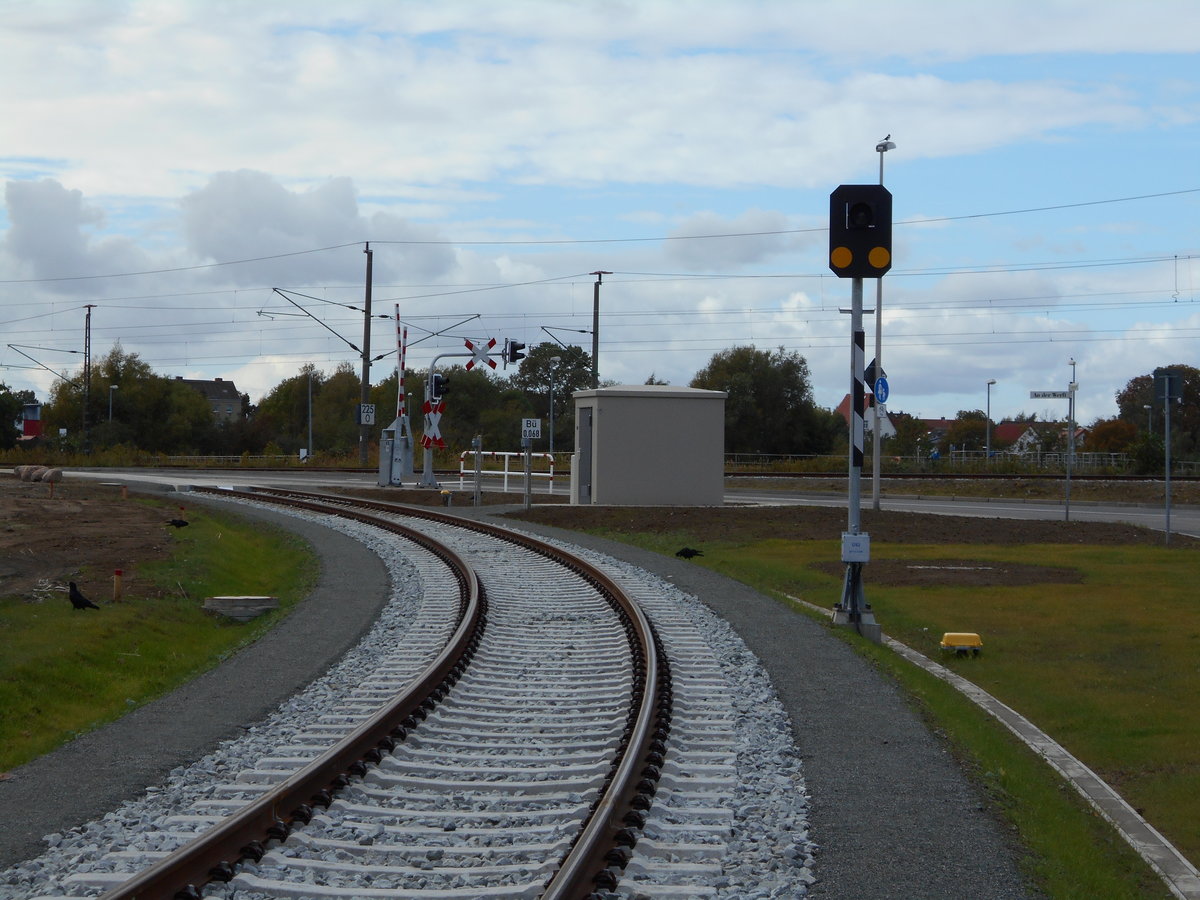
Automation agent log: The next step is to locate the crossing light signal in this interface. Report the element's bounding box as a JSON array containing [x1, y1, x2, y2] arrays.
[[430, 372, 449, 399], [829, 184, 892, 278], [504, 339, 526, 367]]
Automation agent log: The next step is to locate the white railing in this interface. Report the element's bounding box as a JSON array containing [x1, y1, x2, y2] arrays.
[[458, 450, 556, 493]]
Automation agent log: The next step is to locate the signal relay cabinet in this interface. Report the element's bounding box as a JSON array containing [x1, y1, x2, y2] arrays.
[[570, 385, 727, 506]]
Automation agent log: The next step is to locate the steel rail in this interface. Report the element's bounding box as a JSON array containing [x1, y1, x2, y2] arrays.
[[243, 486, 673, 899], [98, 488, 485, 900]]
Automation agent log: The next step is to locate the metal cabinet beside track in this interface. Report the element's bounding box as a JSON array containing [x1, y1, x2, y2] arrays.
[[570, 385, 726, 506]]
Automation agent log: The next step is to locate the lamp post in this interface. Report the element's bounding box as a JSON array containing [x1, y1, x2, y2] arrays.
[[108, 384, 118, 422], [871, 136, 896, 511], [986, 379, 996, 461], [548, 356, 561, 456]]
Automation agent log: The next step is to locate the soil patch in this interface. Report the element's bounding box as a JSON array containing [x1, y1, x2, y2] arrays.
[[0, 479, 175, 604]]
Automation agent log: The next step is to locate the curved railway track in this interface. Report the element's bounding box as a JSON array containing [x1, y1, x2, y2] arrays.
[[53, 488, 672, 900]]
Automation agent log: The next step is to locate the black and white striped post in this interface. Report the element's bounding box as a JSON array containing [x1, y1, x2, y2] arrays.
[[829, 184, 892, 644]]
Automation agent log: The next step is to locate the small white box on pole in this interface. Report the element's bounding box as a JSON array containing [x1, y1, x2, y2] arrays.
[[842, 532, 871, 563]]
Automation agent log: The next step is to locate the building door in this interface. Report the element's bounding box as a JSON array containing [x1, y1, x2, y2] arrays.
[[577, 405, 593, 503]]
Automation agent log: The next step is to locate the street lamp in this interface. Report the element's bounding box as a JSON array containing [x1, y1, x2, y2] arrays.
[[986, 379, 996, 460], [548, 356, 561, 456], [871, 136, 896, 511], [108, 384, 118, 422]]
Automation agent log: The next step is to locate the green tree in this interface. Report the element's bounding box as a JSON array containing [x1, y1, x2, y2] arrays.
[[689, 345, 841, 455], [254, 365, 322, 454], [887, 411, 931, 459], [939, 409, 987, 453], [1116, 364, 1199, 460], [444, 365, 533, 451], [313, 362, 363, 455], [43, 344, 215, 454], [509, 344, 592, 452], [1085, 417, 1137, 453]]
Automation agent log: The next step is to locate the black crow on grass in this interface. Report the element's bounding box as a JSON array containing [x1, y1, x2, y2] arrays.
[[167, 519, 189, 528], [675, 547, 704, 560], [68, 582, 99, 610]]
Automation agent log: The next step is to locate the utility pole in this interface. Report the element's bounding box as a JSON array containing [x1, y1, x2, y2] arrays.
[[590, 271, 610, 389], [83, 304, 95, 453], [359, 243, 373, 467]]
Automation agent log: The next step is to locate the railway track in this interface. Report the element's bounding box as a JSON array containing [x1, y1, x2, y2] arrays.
[[6, 488, 810, 900]]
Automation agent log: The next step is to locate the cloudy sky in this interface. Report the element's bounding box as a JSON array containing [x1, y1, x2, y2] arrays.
[[1, 0, 1197, 429]]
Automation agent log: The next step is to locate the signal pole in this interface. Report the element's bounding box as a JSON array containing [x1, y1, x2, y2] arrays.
[[828, 183, 891, 644]]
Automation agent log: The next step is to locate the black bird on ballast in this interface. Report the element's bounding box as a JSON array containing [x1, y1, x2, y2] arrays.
[[167, 518, 189, 528], [68, 582, 100, 610], [675, 547, 704, 560]]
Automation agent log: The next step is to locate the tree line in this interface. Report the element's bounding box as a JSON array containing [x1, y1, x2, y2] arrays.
[[3, 343, 1196, 468]]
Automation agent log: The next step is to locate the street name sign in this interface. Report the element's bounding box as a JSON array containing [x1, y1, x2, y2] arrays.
[[1030, 390, 1071, 399]]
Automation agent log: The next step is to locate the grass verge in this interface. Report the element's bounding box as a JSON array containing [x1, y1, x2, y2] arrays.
[[581, 526, 1185, 900], [0, 502, 316, 772]]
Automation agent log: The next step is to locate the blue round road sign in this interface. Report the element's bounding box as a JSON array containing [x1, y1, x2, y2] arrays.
[[874, 376, 889, 403]]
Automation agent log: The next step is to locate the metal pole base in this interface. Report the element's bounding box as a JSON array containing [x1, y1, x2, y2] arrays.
[[417, 446, 440, 489], [832, 562, 882, 644]]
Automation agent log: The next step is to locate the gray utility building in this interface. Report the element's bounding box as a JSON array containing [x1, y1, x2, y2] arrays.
[[570, 385, 727, 506]]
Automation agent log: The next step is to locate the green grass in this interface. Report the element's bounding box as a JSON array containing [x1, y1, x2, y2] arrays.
[[585, 525, 1187, 899], [0, 504, 317, 771]]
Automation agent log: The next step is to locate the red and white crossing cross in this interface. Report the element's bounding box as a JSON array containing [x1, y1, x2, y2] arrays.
[[464, 337, 498, 371], [422, 399, 446, 450]]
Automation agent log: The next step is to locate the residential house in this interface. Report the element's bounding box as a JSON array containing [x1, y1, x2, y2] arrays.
[[835, 394, 897, 438], [175, 377, 243, 422]]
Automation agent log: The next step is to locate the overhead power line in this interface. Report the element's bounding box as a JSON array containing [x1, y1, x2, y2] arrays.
[[1, 188, 1196, 285]]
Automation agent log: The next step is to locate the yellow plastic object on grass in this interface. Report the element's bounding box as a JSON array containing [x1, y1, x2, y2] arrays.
[[940, 632, 983, 656]]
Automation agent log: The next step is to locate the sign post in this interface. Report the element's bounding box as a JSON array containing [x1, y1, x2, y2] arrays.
[[1030, 388, 1076, 521], [521, 419, 541, 511]]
